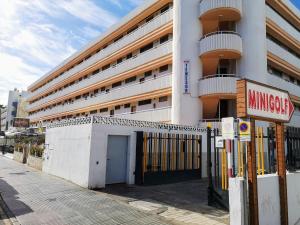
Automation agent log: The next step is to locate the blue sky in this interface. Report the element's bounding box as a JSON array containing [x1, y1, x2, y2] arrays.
[[0, 0, 143, 105], [291, 0, 300, 9], [0, 0, 299, 105]]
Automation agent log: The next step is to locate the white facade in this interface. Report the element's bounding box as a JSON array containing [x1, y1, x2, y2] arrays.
[[27, 0, 300, 128], [229, 173, 300, 225], [0, 107, 7, 131], [44, 117, 208, 189]]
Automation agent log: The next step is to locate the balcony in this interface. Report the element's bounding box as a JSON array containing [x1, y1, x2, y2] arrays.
[[28, 8, 173, 99], [198, 74, 239, 97], [199, 0, 242, 21], [267, 39, 300, 71], [29, 74, 172, 121], [115, 107, 171, 122], [28, 40, 173, 111], [199, 31, 242, 59]]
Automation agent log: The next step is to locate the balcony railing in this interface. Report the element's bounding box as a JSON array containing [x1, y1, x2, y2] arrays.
[[115, 106, 171, 122], [199, 0, 242, 19], [28, 40, 173, 111], [199, 31, 242, 58], [28, 8, 173, 99], [267, 39, 300, 71], [199, 74, 240, 97], [29, 73, 172, 121]]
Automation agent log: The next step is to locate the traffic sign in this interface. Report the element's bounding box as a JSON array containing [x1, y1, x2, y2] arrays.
[[239, 119, 251, 142]]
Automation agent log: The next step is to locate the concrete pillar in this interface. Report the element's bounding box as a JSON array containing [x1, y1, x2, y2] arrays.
[[237, 0, 267, 83], [172, 0, 202, 126]]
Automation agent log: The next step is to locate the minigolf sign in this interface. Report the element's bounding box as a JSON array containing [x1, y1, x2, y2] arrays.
[[237, 79, 295, 123]]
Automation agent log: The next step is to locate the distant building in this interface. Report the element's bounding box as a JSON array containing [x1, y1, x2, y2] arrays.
[[0, 107, 7, 131], [4, 89, 28, 131]]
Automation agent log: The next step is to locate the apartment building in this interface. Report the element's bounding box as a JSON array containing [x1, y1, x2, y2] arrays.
[[27, 0, 300, 127]]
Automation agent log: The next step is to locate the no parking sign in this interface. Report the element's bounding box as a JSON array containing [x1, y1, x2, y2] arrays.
[[239, 119, 251, 142]]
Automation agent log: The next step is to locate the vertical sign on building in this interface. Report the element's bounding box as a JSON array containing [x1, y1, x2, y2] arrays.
[[183, 60, 190, 94]]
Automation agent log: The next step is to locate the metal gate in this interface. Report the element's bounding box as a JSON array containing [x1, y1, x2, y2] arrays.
[[286, 126, 300, 171], [135, 131, 202, 185], [207, 126, 277, 210]]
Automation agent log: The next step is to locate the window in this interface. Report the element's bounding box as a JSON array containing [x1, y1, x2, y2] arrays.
[[138, 99, 152, 106], [102, 64, 110, 71], [124, 103, 131, 108], [92, 69, 100, 75], [112, 81, 122, 88], [159, 65, 169, 73], [127, 26, 138, 35], [159, 96, 168, 102], [125, 76, 136, 84], [85, 55, 91, 60], [114, 35, 123, 42], [161, 5, 169, 13], [110, 110, 114, 116], [94, 89, 99, 95], [140, 43, 153, 53], [90, 110, 97, 114], [115, 105, 121, 110], [101, 87, 105, 92], [117, 58, 123, 64], [144, 70, 152, 77], [160, 35, 169, 44], [75, 95, 81, 100], [100, 108, 108, 113], [126, 53, 132, 59], [145, 15, 154, 23]]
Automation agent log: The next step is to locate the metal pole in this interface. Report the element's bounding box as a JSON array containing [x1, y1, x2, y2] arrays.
[[276, 123, 288, 225], [247, 119, 259, 225], [207, 126, 213, 205]]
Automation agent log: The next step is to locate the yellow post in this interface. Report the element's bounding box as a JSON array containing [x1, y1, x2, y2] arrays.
[[143, 133, 148, 173], [260, 127, 265, 175], [257, 127, 261, 175], [153, 133, 157, 172]]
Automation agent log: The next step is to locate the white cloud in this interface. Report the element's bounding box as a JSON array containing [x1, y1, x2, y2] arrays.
[[59, 0, 119, 28], [0, 53, 44, 104]]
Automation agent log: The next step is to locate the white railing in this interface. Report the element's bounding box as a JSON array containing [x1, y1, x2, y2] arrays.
[[198, 74, 240, 96], [267, 73, 300, 98], [115, 107, 171, 122], [28, 9, 173, 99], [199, 31, 243, 57], [29, 74, 172, 121], [266, 6, 300, 43], [28, 40, 173, 110], [199, 0, 242, 18], [267, 39, 300, 71]]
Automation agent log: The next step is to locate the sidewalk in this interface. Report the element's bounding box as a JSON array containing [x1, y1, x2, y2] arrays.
[[0, 156, 228, 225], [0, 156, 172, 225]]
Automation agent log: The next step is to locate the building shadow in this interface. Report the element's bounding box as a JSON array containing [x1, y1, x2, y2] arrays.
[[97, 179, 228, 220], [0, 178, 33, 219]]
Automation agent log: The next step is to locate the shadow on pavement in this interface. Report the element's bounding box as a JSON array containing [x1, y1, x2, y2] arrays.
[[98, 179, 228, 219], [0, 178, 32, 219]]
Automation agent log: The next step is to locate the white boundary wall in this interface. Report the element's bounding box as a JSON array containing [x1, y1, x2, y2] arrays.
[[43, 116, 208, 189], [229, 173, 300, 225]]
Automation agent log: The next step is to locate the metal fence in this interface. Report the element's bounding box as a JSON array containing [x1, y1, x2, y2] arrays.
[[135, 131, 202, 185]]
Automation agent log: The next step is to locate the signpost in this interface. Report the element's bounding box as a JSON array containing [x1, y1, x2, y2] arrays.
[[221, 117, 234, 140], [13, 118, 30, 128], [237, 79, 294, 225]]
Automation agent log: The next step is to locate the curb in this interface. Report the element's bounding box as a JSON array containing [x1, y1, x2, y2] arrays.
[[0, 194, 20, 225]]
